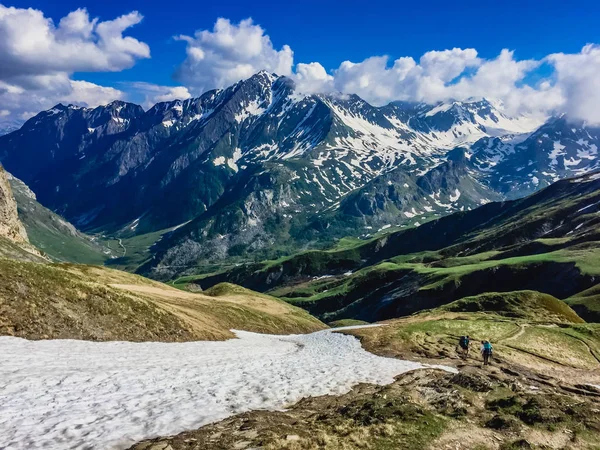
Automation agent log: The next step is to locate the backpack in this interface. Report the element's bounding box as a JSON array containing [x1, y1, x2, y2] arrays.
[[483, 341, 493, 352], [460, 336, 469, 347]]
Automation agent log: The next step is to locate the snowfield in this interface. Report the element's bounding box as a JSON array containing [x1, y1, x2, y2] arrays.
[[0, 327, 455, 450]]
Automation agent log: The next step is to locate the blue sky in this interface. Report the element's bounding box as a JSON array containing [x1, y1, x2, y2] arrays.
[[1, 0, 600, 125], [8, 0, 600, 88]]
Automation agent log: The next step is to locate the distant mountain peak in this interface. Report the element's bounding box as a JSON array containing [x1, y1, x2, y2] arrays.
[[0, 70, 597, 270]]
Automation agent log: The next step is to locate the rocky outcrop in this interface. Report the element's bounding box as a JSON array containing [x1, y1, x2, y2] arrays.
[[0, 165, 28, 243]]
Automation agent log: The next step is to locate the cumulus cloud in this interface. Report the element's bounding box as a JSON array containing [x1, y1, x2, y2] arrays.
[[2, 10, 600, 128], [171, 17, 600, 124], [294, 62, 334, 94], [63, 80, 125, 106], [0, 5, 148, 125], [319, 48, 557, 117], [546, 44, 600, 125], [127, 82, 192, 108], [0, 5, 149, 79], [0, 76, 125, 121], [174, 18, 293, 93]]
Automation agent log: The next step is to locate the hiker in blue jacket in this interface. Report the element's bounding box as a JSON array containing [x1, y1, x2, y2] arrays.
[[480, 340, 493, 365], [458, 335, 470, 359]]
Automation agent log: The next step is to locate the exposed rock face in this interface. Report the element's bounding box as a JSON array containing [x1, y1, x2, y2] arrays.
[[0, 72, 598, 273], [0, 165, 28, 243]]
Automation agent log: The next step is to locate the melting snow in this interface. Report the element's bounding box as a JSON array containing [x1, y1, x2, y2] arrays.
[[234, 100, 266, 123], [449, 189, 461, 202], [549, 141, 566, 166], [312, 275, 334, 280], [212, 148, 244, 172], [212, 156, 226, 167], [572, 173, 600, 183], [576, 200, 600, 213], [424, 102, 454, 117], [129, 218, 140, 231], [0, 331, 455, 450], [170, 221, 191, 232]]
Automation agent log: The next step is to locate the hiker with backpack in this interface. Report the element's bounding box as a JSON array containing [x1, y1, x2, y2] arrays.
[[481, 340, 493, 365], [458, 335, 470, 359]]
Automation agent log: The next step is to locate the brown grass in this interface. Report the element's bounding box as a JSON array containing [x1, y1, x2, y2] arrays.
[[0, 259, 325, 342]]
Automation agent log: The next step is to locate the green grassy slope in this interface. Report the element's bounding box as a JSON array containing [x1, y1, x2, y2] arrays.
[[565, 284, 600, 323], [185, 172, 600, 322], [0, 236, 47, 263], [350, 311, 600, 372], [440, 290, 584, 323], [8, 174, 116, 264]]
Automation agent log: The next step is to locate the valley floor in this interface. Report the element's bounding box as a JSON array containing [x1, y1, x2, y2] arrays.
[[0, 326, 453, 450]]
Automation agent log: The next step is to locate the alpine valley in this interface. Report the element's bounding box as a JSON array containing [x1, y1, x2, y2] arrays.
[[1, 71, 599, 279], [2, 70, 600, 450]]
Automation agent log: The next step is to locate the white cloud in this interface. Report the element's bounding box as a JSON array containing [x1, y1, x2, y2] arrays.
[[294, 62, 334, 94], [546, 44, 600, 125], [0, 5, 148, 126], [127, 82, 192, 108], [171, 18, 600, 123], [268, 48, 482, 107], [293, 46, 599, 122], [324, 49, 553, 116], [0, 5, 149, 79], [63, 81, 125, 106], [0, 76, 125, 121], [153, 86, 191, 103], [2, 11, 599, 129], [174, 18, 293, 93]]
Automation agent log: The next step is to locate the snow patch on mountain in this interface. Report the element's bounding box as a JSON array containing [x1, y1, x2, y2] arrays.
[[0, 330, 455, 450], [550, 141, 566, 166], [234, 99, 267, 123]]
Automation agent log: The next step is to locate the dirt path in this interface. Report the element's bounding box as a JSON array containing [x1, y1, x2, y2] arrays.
[[567, 333, 600, 364], [502, 323, 527, 342], [117, 238, 126, 256]]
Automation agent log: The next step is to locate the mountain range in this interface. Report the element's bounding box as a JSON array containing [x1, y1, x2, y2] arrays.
[[2, 73, 600, 450], [192, 171, 600, 323], [0, 71, 599, 277]]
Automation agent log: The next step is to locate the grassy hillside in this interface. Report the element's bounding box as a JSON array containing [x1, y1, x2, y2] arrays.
[[185, 172, 600, 323], [0, 259, 325, 341], [0, 236, 47, 263], [349, 311, 600, 375], [565, 284, 600, 323], [440, 290, 584, 323], [8, 174, 116, 264]]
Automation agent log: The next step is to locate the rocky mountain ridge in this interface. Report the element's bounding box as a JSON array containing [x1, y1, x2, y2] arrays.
[[0, 71, 598, 274]]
